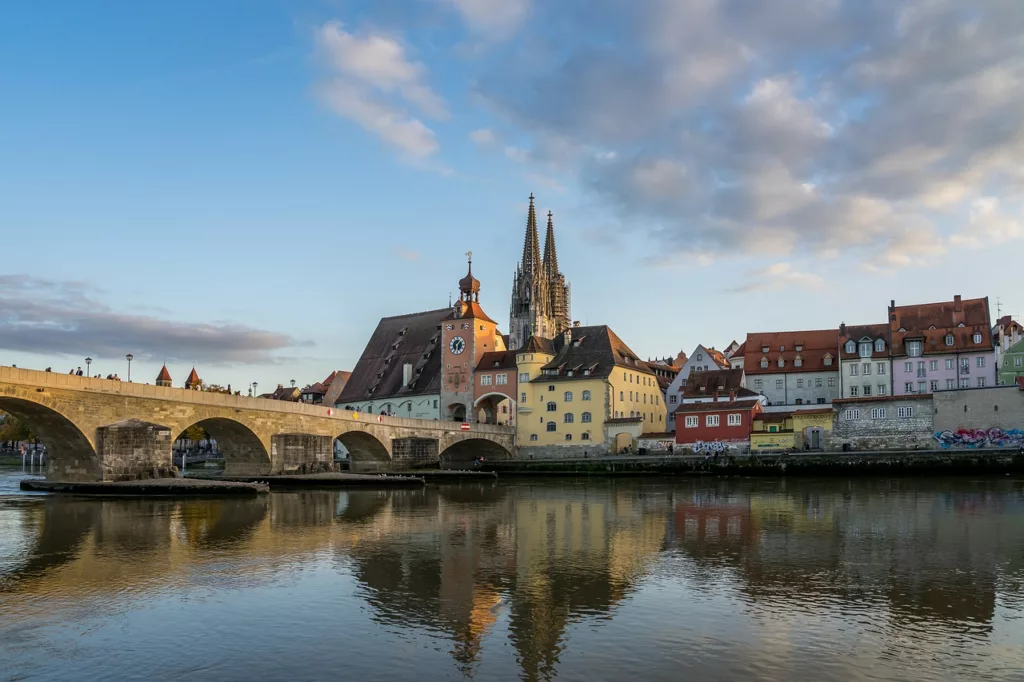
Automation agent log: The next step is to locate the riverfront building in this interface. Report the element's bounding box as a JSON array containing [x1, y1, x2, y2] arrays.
[[742, 329, 840, 407], [838, 323, 891, 399]]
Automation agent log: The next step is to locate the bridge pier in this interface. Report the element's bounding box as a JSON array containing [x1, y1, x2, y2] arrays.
[[392, 438, 440, 469], [96, 419, 177, 481], [271, 434, 336, 474]]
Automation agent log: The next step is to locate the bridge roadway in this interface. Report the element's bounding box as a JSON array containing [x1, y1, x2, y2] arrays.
[[0, 366, 514, 481]]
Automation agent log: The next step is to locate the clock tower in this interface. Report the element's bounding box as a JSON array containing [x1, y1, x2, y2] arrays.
[[440, 253, 504, 422]]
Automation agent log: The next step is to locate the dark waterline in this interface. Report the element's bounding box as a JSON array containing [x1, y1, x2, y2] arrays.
[[2, 467, 1024, 681]]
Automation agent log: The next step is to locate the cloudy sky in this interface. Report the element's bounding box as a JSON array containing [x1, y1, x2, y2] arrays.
[[1, 0, 1020, 390]]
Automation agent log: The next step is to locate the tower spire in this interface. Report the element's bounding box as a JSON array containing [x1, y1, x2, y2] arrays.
[[521, 193, 541, 276], [543, 210, 559, 276]]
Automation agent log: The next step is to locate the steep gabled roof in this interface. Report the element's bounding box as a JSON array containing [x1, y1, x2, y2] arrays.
[[518, 335, 556, 355], [338, 308, 447, 403], [537, 325, 654, 380], [681, 369, 756, 398], [744, 329, 840, 374], [156, 365, 172, 383], [889, 296, 992, 357], [185, 367, 201, 387]]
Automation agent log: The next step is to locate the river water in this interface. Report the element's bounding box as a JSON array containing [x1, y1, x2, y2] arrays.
[[2, 468, 1024, 681]]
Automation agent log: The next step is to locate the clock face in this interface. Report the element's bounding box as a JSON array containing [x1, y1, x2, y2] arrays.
[[449, 336, 466, 355]]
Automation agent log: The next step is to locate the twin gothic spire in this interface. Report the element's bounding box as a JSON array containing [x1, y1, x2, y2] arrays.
[[510, 193, 571, 350], [520, 193, 560, 277]]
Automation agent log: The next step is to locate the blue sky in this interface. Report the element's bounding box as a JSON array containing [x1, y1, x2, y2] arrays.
[[1, 0, 1020, 392]]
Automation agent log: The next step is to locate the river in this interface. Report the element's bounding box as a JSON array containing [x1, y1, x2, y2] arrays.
[[1, 467, 1023, 681]]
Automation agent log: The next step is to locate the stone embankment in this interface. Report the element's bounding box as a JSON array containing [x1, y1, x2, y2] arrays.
[[21, 478, 268, 496], [210, 472, 426, 489]]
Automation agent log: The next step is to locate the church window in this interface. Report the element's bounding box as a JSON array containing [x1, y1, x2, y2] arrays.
[[546, 402, 556, 412], [546, 421, 556, 432], [582, 412, 592, 423], [564, 413, 574, 423], [564, 391, 573, 402], [582, 390, 591, 401]]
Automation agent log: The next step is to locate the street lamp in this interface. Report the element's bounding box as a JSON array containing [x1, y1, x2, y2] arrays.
[[252, 381, 258, 397], [290, 379, 296, 388], [126, 353, 133, 382], [85, 357, 92, 378]]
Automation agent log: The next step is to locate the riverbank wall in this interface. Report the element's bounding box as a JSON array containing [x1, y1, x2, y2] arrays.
[[486, 449, 1024, 476]]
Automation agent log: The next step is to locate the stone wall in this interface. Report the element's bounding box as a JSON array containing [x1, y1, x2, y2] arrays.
[[833, 397, 933, 450], [271, 434, 335, 473], [933, 386, 1024, 448], [97, 419, 176, 481], [518, 442, 612, 459], [392, 438, 440, 468]]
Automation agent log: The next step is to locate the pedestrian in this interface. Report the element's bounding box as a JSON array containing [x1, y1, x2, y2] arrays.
[[76, 367, 83, 376], [106, 374, 113, 380], [45, 367, 51, 372], [69, 368, 75, 374]]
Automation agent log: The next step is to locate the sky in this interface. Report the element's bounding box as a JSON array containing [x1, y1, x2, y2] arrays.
[[1, 0, 1021, 392]]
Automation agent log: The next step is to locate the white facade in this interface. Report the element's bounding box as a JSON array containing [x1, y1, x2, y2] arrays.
[[338, 394, 440, 420], [746, 370, 840, 406], [663, 345, 734, 431]]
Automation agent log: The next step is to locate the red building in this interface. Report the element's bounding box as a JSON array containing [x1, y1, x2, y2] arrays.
[[673, 392, 763, 448]]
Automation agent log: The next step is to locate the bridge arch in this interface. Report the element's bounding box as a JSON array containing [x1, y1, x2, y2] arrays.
[[336, 429, 391, 472], [173, 417, 270, 476], [0, 396, 100, 480], [439, 437, 513, 468]]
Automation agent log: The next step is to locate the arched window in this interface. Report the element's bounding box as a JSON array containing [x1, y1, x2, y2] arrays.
[[581, 412, 592, 423], [564, 434, 572, 441], [619, 391, 624, 401], [564, 391, 573, 402], [546, 421, 556, 432], [875, 339, 885, 352], [546, 402, 556, 412], [564, 413, 574, 423], [777, 357, 785, 367], [582, 390, 591, 401], [630, 410, 635, 418]]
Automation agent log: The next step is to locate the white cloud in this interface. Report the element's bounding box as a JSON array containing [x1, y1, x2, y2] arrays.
[[441, 0, 530, 38], [949, 197, 1023, 249], [504, 145, 529, 163], [730, 262, 823, 293], [391, 246, 421, 262], [314, 21, 446, 159], [469, 128, 497, 145]]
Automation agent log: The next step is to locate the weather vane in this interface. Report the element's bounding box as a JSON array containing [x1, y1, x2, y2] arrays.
[[466, 250, 472, 263]]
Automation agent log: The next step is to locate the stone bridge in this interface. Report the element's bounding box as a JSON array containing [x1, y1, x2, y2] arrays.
[[0, 366, 515, 481]]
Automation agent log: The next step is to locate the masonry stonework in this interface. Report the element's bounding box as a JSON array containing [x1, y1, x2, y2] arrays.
[[833, 397, 933, 450]]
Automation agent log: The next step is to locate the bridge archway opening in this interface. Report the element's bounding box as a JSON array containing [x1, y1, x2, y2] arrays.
[[474, 393, 515, 426], [440, 438, 513, 469], [0, 397, 100, 481], [447, 403, 467, 422], [174, 418, 270, 476], [336, 430, 391, 473]]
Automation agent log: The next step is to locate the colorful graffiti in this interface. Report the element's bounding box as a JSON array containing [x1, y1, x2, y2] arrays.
[[692, 440, 728, 455], [933, 427, 1024, 449]]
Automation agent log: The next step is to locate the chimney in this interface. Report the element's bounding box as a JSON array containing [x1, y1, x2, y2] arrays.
[[954, 294, 962, 312], [840, 322, 846, 336], [573, 320, 581, 327], [729, 389, 736, 402], [403, 362, 413, 387], [713, 389, 720, 402], [889, 299, 895, 311]]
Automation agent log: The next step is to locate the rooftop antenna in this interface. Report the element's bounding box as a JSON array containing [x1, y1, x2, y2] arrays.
[[997, 297, 1003, 318]]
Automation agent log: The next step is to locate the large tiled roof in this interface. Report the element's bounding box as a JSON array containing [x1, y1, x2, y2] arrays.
[[839, 323, 889, 360], [442, 300, 496, 324], [476, 350, 517, 371], [744, 329, 839, 375], [536, 325, 654, 381], [889, 295, 992, 357], [518, 335, 556, 354], [337, 308, 447, 403], [681, 368, 752, 397], [673, 397, 761, 414]]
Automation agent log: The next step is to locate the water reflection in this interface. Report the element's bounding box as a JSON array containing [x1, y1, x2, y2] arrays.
[[2, 475, 1024, 681]]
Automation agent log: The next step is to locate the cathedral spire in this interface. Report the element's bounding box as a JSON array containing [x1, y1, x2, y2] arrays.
[[521, 193, 541, 276], [543, 210, 559, 276]]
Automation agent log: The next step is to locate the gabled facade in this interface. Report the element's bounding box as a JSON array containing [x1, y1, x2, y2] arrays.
[[993, 315, 1024, 381], [889, 295, 994, 395], [663, 344, 732, 426], [474, 350, 517, 425], [727, 341, 746, 370], [743, 329, 840, 407], [998, 338, 1024, 387], [838, 323, 891, 399]]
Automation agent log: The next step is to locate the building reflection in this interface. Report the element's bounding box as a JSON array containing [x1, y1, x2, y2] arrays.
[[2, 479, 1024, 679]]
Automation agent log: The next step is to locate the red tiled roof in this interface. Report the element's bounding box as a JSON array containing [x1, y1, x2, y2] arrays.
[[156, 365, 172, 383], [889, 296, 992, 357], [673, 398, 762, 415], [443, 300, 497, 324], [838, 323, 889, 360], [833, 394, 932, 404], [476, 350, 517, 371], [681, 368, 754, 398], [744, 329, 839, 375], [185, 367, 201, 386]]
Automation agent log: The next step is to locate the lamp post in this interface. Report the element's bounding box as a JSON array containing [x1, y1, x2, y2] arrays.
[[252, 381, 258, 398], [85, 357, 92, 378], [290, 379, 296, 388], [126, 353, 133, 382]]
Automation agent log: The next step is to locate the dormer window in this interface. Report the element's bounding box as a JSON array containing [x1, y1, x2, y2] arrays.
[[795, 345, 803, 352], [875, 339, 885, 352], [845, 341, 856, 353], [958, 322, 965, 328], [858, 342, 872, 358], [777, 357, 785, 367], [762, 346, 769, 353], [760, 358, 769, 369], [973, 332, 982, 344], [906, 340, 923, 357], [823, 354, 833, 366], [794, 356, 803, 367], [780, 345, 786, 352], [945, 334, 954, 346]]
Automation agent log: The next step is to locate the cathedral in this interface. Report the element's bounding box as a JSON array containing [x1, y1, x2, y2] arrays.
[[508, 194, 571, 351]]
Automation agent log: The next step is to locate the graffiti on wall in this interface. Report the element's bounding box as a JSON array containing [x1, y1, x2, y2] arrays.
[[933, 427, 1024, 449], [692, 440, 728, 455]]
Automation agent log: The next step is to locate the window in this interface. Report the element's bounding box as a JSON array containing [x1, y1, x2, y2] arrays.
[[794, 357, 803, 367], [629, 391, 633, 401], [496, 374, 508, 385], [795, 398, 803, 405], [546, 421, 556, 432], [706, 414, 720, 427], [845, 340, 856, 353], [797, 378, 804, 388], [946, 359, 954, 370], [548, 385, 555, 392], [776, 379, 784, 389], [630, 375, 633, 383], [434, 400, 438, 408], [877, 363, 887, 375], [670, 394, 678, 404], [946, 379, 955, 389], [481, 375, 492, 386], [878, 384, 887, 395], [815, 378, 822, 388], [875, 339, 885, 352], [898, 406, 914, 418], [844, 409, 860, 420], [905, 382, 914, 393], [859, 343, 872, 358], [754, 379, 763, 389], [727, 413, 742, 426], [778, 357, 785, 367], [929, 360, 938, 371], [824, 356, 833, 366], [582, 390, 591, 401], [530, 434, 538, 441], [565, 434, 572, 441], [904, 362, 913, 373], [564, 391, 573, 402], [581, 432, 591, 440], [945, 334, 954, 346], [850, 364, 859, 376], [977, 357, 986, 368], [582, 412, 592, 423], [696, 353, 703, 361], [871, 408, 886, 419], [863, 385, 871, 396], [546, 402, 556, 412], [521, 392, 527, 402], [685, 415, 698, 428], [907, 340, 923, 357], [930, 380, 938, 392], [760, 358, 768, 368], [1016, 357, 1023, 367], [850, 386, 859, 397], [564, 413, 574, 423], [817, 398, 826, 404], [863, 363, 871, 375], [519, 372, 529, 383], [828, 377, 836, 387], [961, 358, 971, 371], [619, 391, 624, 401], [960, 378, 970, 388], [973, 332, 983, 344], [917, 381, 926, 393], [978, 377, 987, 388]]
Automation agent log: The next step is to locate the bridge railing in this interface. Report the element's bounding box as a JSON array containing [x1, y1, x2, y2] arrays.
[[0, 365, 513, 434]]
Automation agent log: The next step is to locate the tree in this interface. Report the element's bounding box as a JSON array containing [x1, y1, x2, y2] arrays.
[[0, 411, 35, 442], [183, 425, 208, 443], [202, 383, 230, 394]]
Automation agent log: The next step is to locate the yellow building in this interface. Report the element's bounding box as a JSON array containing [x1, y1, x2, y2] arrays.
[[750, 408, 834, 452], [516, 325, 666, 455]]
